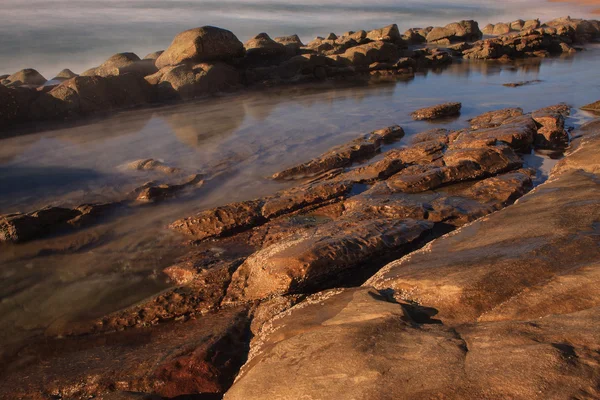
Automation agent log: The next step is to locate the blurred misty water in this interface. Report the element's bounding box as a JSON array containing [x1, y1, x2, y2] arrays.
[[0, 0, 595, 78]]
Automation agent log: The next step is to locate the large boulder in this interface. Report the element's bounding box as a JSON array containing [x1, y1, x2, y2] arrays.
[[426, 20, 482, 43], [365, 24, 403, 43], [156, 26, 245, 69], [273, 34, 304, 55], [4, 68, 47, 86], [82, 52, 141, 77], [145, 62, 240, 100], [51, 68, 78, 81]]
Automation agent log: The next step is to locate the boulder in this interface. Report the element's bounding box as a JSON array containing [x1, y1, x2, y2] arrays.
[[81, 52, 142, 77], [492, 22, 511, 35], [366, 24, 402, 43], [273, 34, 304, 55], [143, 50, 164, 60], [156, 26, 245, 69], [337, 41, 400, 66], [224, 218, 433, 302], [456, 115, 537, 152], [510, 19, 525, 31], [244, 33, 286, 57], [146, 62, 239, 100], [482, 24, 495, 35], [30, 73, 153, 119], [51, 68, 78, 81], [426, 20, 482, 43], [411, 102, 461, 120], [4, 68, 46, 86], [523, 19, 541, 30], [1, 207, 80, 243]]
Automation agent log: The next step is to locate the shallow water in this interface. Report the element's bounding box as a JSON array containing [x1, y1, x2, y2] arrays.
[[0, 0, 597, 78], [1, 46, 600, 354]]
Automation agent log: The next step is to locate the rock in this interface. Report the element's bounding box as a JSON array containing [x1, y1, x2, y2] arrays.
[[224, 218, 433, 302], [336, 155, 405, 184], [523, 19, 541, 30], [482, 24, 495, 35], [146, 62, 239, 100], [225, 287, 600, 400], [337, 41, 400, 66], [325, 32, 338, 41], [273, 34, 304, 55], [410, 128, 450, 144], [386, 139, 446, 165], [532, 105, 569, 148], [502, 79, 542, 87], [30, 73, 154, 119], [1, 309, 250, 399], [51, 68, 78, 81], [365, 24, 403, 43], [468, 107, 524, 129], [125, 158, 182, 174], [272, 125, 404, 180], [133, 174, 204, 202], [169, 180, 352, 240], [143, 50, 164, 60], [156, 26, 245, 69], [456, 115, 537, 152], [426, 20, 482, 43], [411, 102, 461, 120], [81, 52, 142, 77], [244, 33, 286, 57], [345, 169, 533, 226], [510, 19, 525, 31], [367, 133, 600, 324], [4, 68, 46, 86], [581, 100, 600, 113], [0, 207, 80, 243], [0, 85, 40, 127], [492, 22, 511, 35]]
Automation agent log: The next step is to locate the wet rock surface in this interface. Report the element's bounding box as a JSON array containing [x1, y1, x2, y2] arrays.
[[411, 102, 462, 120]]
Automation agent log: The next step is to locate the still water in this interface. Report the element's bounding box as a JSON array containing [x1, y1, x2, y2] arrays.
[[0, 0, 597, 78], [1, 47, 600, 355]]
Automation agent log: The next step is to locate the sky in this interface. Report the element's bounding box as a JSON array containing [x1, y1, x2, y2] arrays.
[[0, 0, 597, 78]]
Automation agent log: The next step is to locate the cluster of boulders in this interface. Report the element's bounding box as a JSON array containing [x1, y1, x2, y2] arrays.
[[2, 16, 598, 131], [4, 99, 593, 399]]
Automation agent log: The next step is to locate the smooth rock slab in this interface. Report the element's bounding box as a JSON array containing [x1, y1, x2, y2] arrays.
[[224, 218, 433, 302], [411, 102, 461, 120]]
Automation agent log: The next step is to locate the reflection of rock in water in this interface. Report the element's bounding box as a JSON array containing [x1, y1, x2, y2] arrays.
[[161, 97, 247, 149]]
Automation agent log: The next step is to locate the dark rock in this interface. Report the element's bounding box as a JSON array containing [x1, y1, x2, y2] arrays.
[[133, 174, 204, 202], [0, 207, 80, 243], [411, 102, 461, 120], [272, 125, 404, 180], [156, 26, 245, 69], [1, 309, 250, 399], [502, 79, 542, 87]]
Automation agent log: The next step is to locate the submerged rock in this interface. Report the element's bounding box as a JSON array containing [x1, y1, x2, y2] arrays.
[[411, 102, 462, 120], [125, 158, 182, 174]]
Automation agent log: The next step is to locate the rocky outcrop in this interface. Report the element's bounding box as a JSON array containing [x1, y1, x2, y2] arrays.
[[367, 122, 600, 324], [51, 68, 78, 81], [581, 99, 600, 113], [411, 102, 461, 120], [532, 104, 570, 148], [224, 287, 600, 400], [272, 125, 405, 180], [155, 26, 245, 69], [468, 107, 524, 129]]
